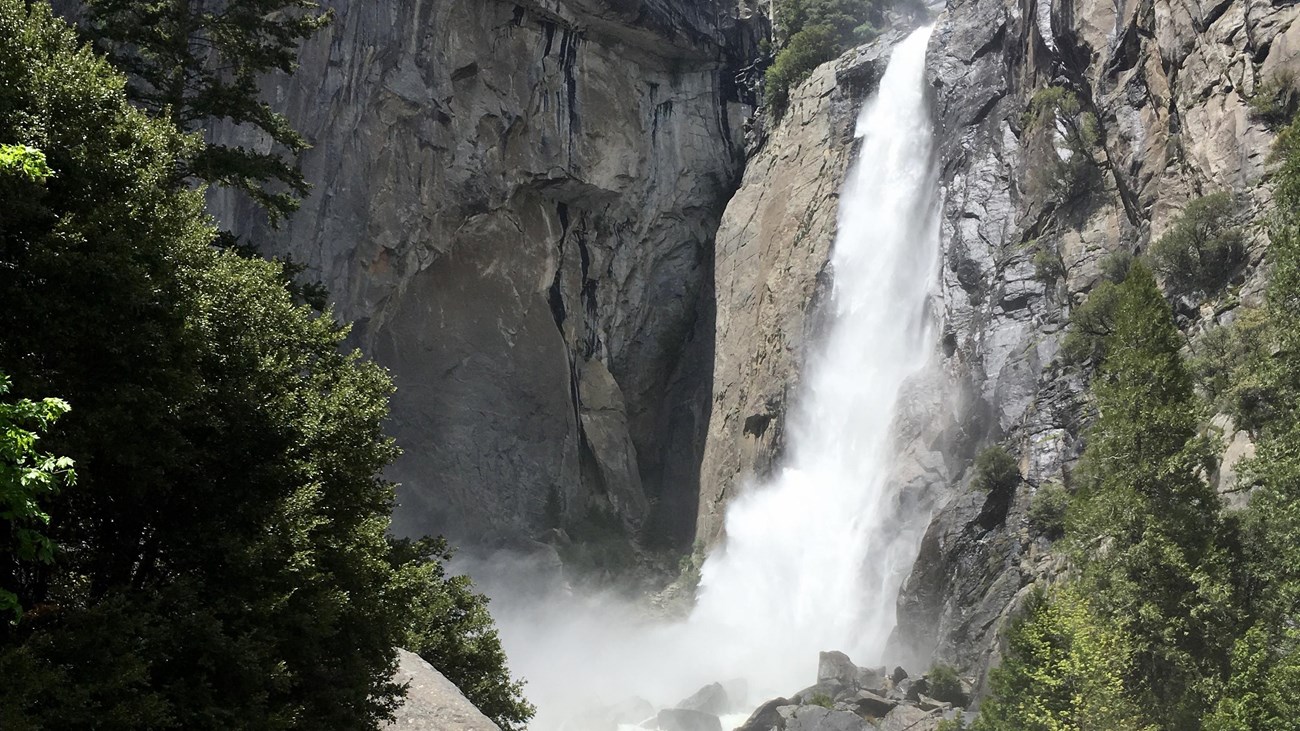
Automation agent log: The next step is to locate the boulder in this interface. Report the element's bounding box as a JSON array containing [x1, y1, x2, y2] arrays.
[[915, 695, 952, 713], [793, 680, 850, 704], [734, 697, 790, 731], [677, 682, 730, 715], [384, 649, 501, 731], [817, 651, 861, 688], [878, 704, 936, 731], [846, 690, 898, 719], [657, 708, 723, 731], [784, 705, 869, 731], [856, 666, 887, 693]]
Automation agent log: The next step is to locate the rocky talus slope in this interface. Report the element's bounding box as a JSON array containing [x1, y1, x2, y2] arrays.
[[213, 0, 765, 547]]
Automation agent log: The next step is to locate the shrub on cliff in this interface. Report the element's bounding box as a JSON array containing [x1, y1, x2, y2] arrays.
[[1022, 86, 1102, 204], [764, 0, 883, 111], [1248, 70, 1300, 130], [970, 446, 1019, 494], [1148, 193, 1245, 297]]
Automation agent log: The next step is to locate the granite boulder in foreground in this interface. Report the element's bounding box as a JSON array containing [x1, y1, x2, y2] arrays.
[[385, 649, 502, 731]]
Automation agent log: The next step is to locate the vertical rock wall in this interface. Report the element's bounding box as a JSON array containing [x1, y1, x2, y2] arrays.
[[212, 0, 765, 547], [888, 0, 1300, 688]]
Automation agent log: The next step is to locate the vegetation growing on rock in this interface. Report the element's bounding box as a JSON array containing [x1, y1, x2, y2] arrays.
[[764, 0, 886, 111], [969, 446, 1019, 494], [976, 105, 1300, 731], [1148, 193, 1245, 296]]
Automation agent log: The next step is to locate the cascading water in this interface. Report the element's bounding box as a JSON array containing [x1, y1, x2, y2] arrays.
[[478, 25, 941, 729], [685, 20, 941, 695]]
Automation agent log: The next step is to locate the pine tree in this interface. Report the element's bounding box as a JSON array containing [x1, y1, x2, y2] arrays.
[[79, 0, 331, 222], [1068, 261, 1235, 729]]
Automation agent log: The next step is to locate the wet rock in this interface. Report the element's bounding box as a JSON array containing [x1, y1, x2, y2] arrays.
[[676, 682, 730, 716], [783, 705, 869, 731], [877, 704, 937, 731], [817, 651, 862, 688], [734, 697, 790, 731], [846, 690, 898, 719]]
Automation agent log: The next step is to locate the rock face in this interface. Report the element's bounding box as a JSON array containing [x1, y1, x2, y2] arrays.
[[386, 649, 502, 730], [212, 0, 765, 546], [886, 0, 1300, 693]]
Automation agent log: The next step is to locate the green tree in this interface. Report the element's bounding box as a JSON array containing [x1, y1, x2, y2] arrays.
[[764, 0, 884, 110], [1147, 193, 1245, 297], [970, 446, 1019, 493], [1067, 262, 1235, 729], [1201, 111, 1300, 731], [973, 586, 1153, 731], [79, 0, 331, 222], [0, 373, 75, 621], [389, 538, 535, 731], [0, 2, 408, 726]]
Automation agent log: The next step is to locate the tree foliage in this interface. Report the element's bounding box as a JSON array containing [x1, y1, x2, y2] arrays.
[[973, 587, 1153, 731], [1023, 86, 1103, 203], [764, 0, 884, 111], [979, 263, 1236, 731], [79, 0, 331, 222], [388, 538, 536, 731], [1199, 109, 1300, 731], [1148, 193, 1245, 297], [0, 2, 531, 727], [970, 446, 1020, 494], [0, 373, 75, 621]]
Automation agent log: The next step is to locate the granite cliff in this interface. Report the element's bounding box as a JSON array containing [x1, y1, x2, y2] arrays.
[[213, 0, 766, 547], [215, 0, 1299, 695]]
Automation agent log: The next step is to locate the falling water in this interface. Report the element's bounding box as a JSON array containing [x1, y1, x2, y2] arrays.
[[479, 25, 941, 728], [687, 21, 940, 692]]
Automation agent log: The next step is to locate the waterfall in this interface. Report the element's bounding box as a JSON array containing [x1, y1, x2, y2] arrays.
[[686, 21, 940, 693], [479, 25, 941, 729]]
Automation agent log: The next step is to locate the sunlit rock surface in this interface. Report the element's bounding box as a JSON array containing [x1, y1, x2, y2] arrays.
[[386, 649, 501, 731]]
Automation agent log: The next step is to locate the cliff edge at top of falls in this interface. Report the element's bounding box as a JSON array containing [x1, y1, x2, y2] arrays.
[[211, 0, 768, 551]]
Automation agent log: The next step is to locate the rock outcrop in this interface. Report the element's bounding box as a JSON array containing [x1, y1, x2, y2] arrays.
[[386, 649, 502, 730], [212, 0, 766, 547]]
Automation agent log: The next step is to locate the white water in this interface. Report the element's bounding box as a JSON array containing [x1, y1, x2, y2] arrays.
[[477, 26, 941, 729], [684, 22, 940, 688]]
